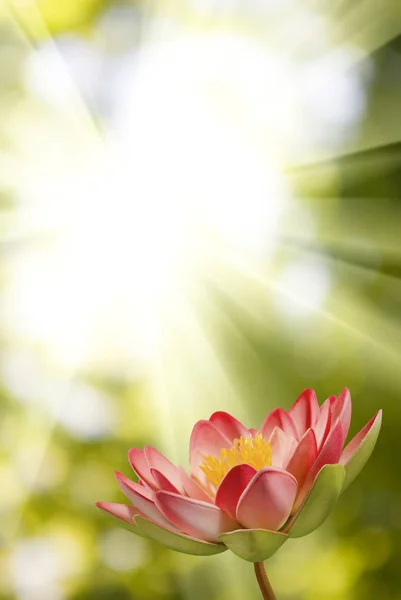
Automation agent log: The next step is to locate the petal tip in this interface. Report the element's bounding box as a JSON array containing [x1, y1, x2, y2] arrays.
[[114, 470, 126, 484], [340, 408, 382, 490]]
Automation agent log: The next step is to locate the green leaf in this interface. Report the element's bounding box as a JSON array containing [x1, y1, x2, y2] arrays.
[[286, 464, 345, 538], [134, 516, 227, 556], [219, 528, 287, 562], [342, 410, 382, 491]]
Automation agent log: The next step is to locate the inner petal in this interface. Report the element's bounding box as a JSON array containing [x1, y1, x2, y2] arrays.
[[200, 433, 272, 488]]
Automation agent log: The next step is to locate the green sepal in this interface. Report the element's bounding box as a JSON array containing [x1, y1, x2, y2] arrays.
[[342, 410, 382, 491], [115, 520, 149, 538], [219, 528, 287, 562], [286, 463, 345, 538], [134, 516, 227, 556]]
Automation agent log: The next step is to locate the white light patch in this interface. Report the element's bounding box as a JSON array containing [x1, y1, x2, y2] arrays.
[[300, 47, 368, 147], [24, 38, 101, 111], [9, 538, 64, 600], [8, 533, 86, 600], [112, 32, 291, 254], [1, 350, 116, 439], [54, 382, 116, 440], [99, 529, 147, 572], [275, 259, 331, 319]]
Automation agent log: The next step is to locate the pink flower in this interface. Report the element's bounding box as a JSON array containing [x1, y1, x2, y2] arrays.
[[97, 388, 381, 562]]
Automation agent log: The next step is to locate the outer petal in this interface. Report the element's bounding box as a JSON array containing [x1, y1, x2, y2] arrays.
[[293, 418, 343, 512], [155, 491, 238, 543], [289, 389, 319, 437], [115, 471, 153, 500], [215, 464, 257, 520], [236, 467, 297, 531], [96, 502, 140, 526], [144, 446, 183, 492], [128, 448, 156, 489], [331, 388, 352, 447], [189, 420, 231, 483], [285, 464, 345, 538], [134, 516, 227, 556], [220, 528, 287, 562], [115, 472, 171, 527], [340, 410, 382, 490], [178, 467, 213, 503], [286, 428, 317, 489], [260, 408, 299, 440], [209, 411, 250, 441], [150, 468, 181, 494]]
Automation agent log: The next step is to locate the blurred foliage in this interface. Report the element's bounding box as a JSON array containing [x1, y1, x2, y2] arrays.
[[1, 1, 401, 600]]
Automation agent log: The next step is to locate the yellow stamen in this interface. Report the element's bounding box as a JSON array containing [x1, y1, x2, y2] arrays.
[[200, 433, 272, 488]]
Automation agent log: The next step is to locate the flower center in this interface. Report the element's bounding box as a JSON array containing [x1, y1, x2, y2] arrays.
[[200, 433, 272, 488]]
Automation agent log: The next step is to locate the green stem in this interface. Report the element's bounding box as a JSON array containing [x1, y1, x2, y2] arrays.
[[254, 562, 276, 600]]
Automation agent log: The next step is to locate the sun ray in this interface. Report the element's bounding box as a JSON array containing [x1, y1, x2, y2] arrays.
[[201, 244, 401, 376], [4, 0, 104, 140]]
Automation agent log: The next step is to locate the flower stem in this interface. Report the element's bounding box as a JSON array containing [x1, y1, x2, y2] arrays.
[[254, 562, 276, 600]]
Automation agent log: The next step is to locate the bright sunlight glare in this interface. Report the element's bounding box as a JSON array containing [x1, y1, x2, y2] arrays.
[[1, 11, 367, 373], [2, 31, 294, 370]]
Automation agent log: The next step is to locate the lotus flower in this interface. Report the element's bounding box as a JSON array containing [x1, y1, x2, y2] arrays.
[[97, 388, 381, 563]]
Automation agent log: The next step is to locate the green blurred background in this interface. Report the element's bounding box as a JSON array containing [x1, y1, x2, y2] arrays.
[[1, 0, 401, 598]]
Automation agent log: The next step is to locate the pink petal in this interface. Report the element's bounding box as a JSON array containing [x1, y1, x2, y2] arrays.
[[286, 438, 299, 465], [209, 411, 250, 441], [96, 502, 139, 525], [128, 448, 156, 489], [309, 417, 343, 475], [115, 472, 153, 500], [286, 428, 317, 489], [155, 492, 238, 542], [215, 464, 257, 520], [294, 417, 343, 512], [178, 467, 213, 503], [144, 446, 183, 492], [115, 472, 171, 527], [331, 388, 352, 447], [138, 479, 152, 489], [150, 468, 181, 494], [131, 515, 227, 555], [269, 426, 295, 468], [289, 389, 319, 437], [260, 408, 299, 441], [314, 397, 332, 450], [236, 467, 297, 531], [340, 410, 382, 466], [189, 420, 231, 482]]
